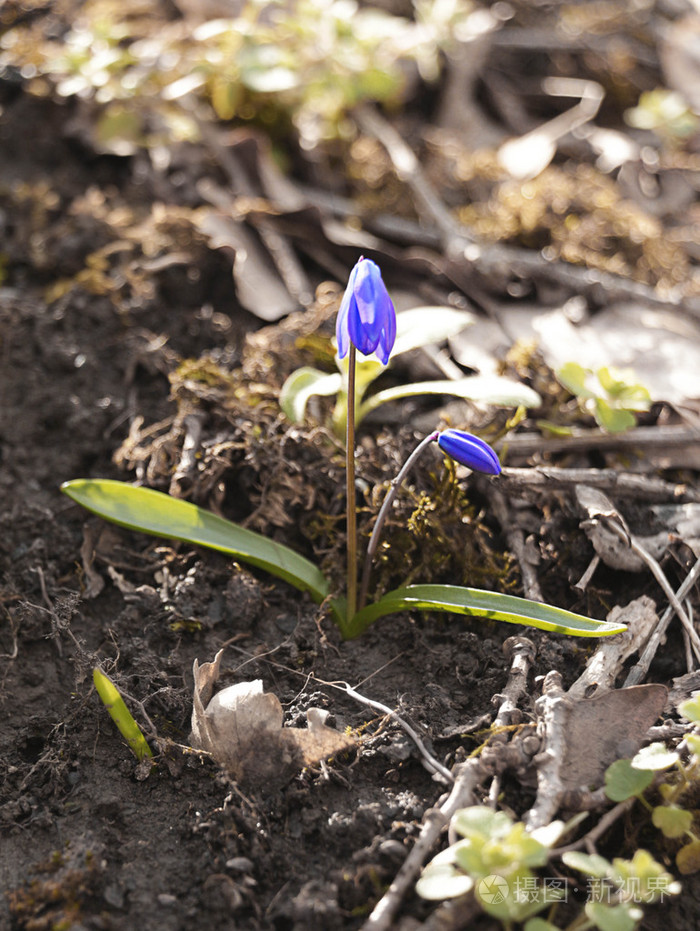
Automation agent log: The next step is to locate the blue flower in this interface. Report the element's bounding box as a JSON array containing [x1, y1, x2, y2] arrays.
[[436, 430, 502, 475], [336, 257, 396, 366]]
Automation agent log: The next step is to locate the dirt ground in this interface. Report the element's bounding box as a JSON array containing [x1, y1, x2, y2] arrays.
[[0, 89, 516, 931], [2, 5, 700, 930]]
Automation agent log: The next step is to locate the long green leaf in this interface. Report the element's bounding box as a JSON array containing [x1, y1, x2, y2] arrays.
[[346, 584, 627, 639], [61, 479, 333, 608], [358, 376, 542, 420]]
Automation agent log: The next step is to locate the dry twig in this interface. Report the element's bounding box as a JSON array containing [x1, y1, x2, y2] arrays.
[[625, 556, 700, 686], [499, 466, 697, 503], [500, 425, 700, 460], [567, 596, 659, 700], [490, 489, 543, 602]]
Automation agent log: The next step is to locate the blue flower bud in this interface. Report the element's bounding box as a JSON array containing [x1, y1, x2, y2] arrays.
[[436, 429, 502, 475], [336, 257, 397, 365]]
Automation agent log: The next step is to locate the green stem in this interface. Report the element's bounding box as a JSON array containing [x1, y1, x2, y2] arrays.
[[346, 346, 358, 623], [358, 431, 439, 611]]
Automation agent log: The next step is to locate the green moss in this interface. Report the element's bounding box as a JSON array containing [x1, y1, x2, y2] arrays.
[[368, 458, 515, 604], [7, 846, 102, 931]]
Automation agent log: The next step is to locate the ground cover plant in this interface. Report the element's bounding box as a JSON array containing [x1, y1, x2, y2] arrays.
[[2, 1, 700, 930]]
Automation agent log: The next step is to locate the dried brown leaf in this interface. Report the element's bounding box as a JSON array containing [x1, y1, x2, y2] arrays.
[[190, 651, 355, 788]]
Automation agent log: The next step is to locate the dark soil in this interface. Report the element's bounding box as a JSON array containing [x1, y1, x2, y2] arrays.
[[0, 89, 513, 931], [2, 12, 700, 931]]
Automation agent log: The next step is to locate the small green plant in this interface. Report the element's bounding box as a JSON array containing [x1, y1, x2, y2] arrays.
[[625, 89, 700, 144], [416, 806, 566, 923], [605, 694, 700, 877], [416, 804, 680, 930], [2, 0, 482, 151], [605, 738, 699, 866], [555, 363, 651, 433], [92, 668, 153, 762], [62, 258, 627, 642], [561, 848, 680, 931], [592, 693, 700, 912]]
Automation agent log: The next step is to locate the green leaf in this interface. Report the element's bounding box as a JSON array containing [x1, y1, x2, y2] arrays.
[[452, 806, 513, 841], [611, 849, 681, 900], [597, 366, 625, 396], [506, 825, 551, 869], [557, 362, 595, 398], [562, 851, 611, 878], [279, 367, 342, 422], [476, 867, 553, 922], [93, 668, 152, 762], [352, 356, 387, 398], [358, 376, 541, 420], [584, 901, 643, 931], [529, 820, 566, 850], [346, 584, 627, 640], [536, 420, 574, 438], [631, 742, 679, 771], [525, 919, 562, 931], [604, 759, 654, 802], [331, 355, 385, 435], [676, 839, 700, 875], [61, 479, 336, 613], [452, 837, 487, 875], [594, 399, 636, 434], [415, 858, 474, 901], [359, 66, 402, 102], [597, 367, 650, 407], [652, 805, 693, 839], [678, 694, 700, 724]]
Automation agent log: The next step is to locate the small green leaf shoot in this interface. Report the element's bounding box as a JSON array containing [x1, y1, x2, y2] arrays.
[[557, 362, 596, 399], [417, 806, 565, 921], [686, 733, 700, 759], [92, 668, 153, 762], [611, 849, 682, 901], [415, 855, 475, 900]]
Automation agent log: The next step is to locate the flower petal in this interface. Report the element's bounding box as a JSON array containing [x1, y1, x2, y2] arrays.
[[337, 257, 396, 363], [437, 430, 502, 475], [375, 283, 397, 365], [348, 259, 381, 355], [335, 262, 359, 359]]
